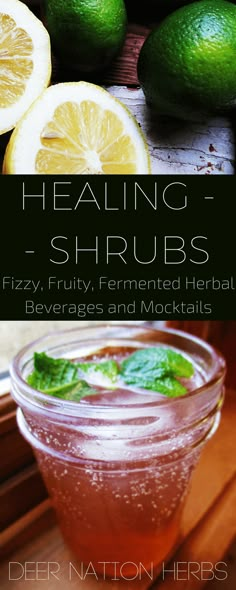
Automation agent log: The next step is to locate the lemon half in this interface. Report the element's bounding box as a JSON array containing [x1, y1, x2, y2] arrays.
[[0, 0, 51, 134], [3, 82, 151, 174]]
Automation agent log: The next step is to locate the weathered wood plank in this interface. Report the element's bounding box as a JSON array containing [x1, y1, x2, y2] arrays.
[[0, 15, 234, 175], [107, 86, 235, 175]]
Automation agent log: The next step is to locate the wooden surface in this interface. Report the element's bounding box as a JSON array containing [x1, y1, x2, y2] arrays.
[[0, 15, 235, 174], [106, 86, 235, 175], [1, 388, 236, 589], [56, 22, 235, 176], [104, 21, 235, 176]]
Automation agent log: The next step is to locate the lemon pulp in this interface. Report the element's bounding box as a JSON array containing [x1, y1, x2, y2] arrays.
[[3, 82, 151, 174], [0, 0, 51, 134], [0, 13, 33, 108], [37, 100, 137, 174]]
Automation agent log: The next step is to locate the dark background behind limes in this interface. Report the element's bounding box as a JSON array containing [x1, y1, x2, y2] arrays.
[[125, 0, 236, 22]]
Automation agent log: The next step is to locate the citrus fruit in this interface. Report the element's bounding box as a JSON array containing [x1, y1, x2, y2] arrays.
[[0, 0, 51, 134], [3, 82, 151, 174], [44, 0, 127, 72], [138, 0, 236, 120]]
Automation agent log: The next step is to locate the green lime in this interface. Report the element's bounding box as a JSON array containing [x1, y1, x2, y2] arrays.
[[137, 0, 236, 120], [44, 0, 127, 72]]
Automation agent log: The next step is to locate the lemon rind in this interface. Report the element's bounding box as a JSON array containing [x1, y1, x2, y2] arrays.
[[4, 82, 151, 174]]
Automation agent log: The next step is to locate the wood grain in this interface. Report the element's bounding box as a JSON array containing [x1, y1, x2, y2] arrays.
[[0, 394, 16, 417], [0, 18, 234, 174], [105, 86, 235, 175], [1, 389, 236, 589], [0, 406, 34, 483], [153, 475, 236, 590], [0, 427, 34, 483], [51, 25, 235, 176], [1, 499, 55, 560], [1, 464, 47, 530]]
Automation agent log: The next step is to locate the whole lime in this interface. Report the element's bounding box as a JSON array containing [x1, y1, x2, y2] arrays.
[[137, 0, 236, 120], [44, 0, 127, 72]]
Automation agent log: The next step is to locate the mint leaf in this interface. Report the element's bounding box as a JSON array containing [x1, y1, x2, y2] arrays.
[[121, 347, 194, 397], [121, 373, 186, 396], [77, 359, 119, 386], [27, 347, 194, 401], [45, 380, 97, 401], [140, 376, 186, 397], [27, 353, 78, 391], [27, 352, 96, 401], [153, 377, 186, 397], [121, 347, 193, 379]]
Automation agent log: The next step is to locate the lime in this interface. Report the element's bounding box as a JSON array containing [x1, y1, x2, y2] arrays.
[[137, 0, 236, 120], [44, 0, 127, 72]]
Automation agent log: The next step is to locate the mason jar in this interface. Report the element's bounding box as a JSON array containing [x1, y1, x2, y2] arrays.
[[10, 324, 226, 580]]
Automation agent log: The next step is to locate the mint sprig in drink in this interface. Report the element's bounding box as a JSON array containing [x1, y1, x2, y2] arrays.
[[10, 325, 226, 580]]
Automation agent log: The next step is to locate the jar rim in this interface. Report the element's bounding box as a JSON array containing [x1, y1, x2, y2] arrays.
[[10, 323, 226, 414]]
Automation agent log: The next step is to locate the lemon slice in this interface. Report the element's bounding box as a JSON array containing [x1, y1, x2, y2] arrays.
[[0, 0, 51, 134], [3, 82, 151, 174]]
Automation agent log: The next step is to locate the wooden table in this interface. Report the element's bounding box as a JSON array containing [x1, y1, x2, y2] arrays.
[[105, 86, 235, 175], [103, 21, 235, 175], [1, 387, 236, 589], [0, 3, 235, 174]]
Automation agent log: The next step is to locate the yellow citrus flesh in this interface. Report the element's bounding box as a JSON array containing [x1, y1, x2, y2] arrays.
[[37, 101, 137, 174], [0, 14, 33, 107], [0, 0, 51, 134], [4, 82, 151, 174]]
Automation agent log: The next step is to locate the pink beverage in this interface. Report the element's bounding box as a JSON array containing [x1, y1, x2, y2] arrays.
[[10, 325, 225, 580]]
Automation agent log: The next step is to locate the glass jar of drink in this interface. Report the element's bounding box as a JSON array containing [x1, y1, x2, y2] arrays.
[[10, 324, 225, 581]]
